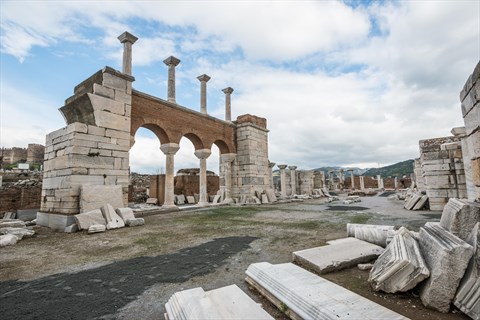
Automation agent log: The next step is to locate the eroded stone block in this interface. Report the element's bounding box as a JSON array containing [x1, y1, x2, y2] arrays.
[[101, 204, 125, 230], [347, 224, 395, 247], [440, 198, 480, 241], [115, 207, 135, 222], [74, 209, 106, 230], [80, 185, 124, 213]]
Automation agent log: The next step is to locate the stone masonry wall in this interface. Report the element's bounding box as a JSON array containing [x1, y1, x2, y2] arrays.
[[40, 67, 133, 217], [231, 115, 270, 198], [460, 61, 480, 201], [298, 170, 314, 195], [0, 186, 42, 212]]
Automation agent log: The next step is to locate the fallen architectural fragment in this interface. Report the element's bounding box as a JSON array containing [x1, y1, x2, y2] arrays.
[[0, 234, 18, 247], [454, 222, 480, 319], [440, 198, 480, 241], [102, 204, 125, 230], [125, 218, 144, 227], [164, 284, 273, 320], [88, 224, 106, 234], [245, 262, 408, 319], [347, 223, 395, 247], [292, 237, 384, 274], [369, 227, 429, 293], [418, 222, 474, 312], [74, 209, 106, 230], [80, 185, 124, 213]]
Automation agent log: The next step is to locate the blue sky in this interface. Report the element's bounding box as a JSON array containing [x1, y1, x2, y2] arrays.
[[1, 0, 479, 174]]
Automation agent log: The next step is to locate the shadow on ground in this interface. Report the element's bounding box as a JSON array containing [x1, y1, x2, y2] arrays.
[[0, 236, 256, 320]]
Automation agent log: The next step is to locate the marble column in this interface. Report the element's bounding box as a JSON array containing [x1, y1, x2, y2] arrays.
[[278, 165, 288, 198], [394, 177, 398, 189], [377, 175, 383, 189], [360, 176, 365, 190], [289, 166, 297, 196], [195, 149, 211, 206], [221, 153, 236, 203], [197, 74, 211, 114], [328, 171, 334, 190], [350, 170, 355, 189], [160, 143, 180, 209], [320, 171, 326, 188], [268, 161, 276, 189], [117, 32, 138, 76], [339, 169, 345, 189], [222, 87, 234, 122], [163, 56, 181, 103]]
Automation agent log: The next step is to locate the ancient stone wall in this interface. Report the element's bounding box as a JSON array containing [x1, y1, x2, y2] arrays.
[[1, 147, 27, 165], [27, 144, 45, 163], [414, 158, 426, 191], [149, 174, 219, 203], [460, 61, 480, 201], [230, 115, 270, 198], [0, 186, 42, 212], [298, 170, 314, 195]]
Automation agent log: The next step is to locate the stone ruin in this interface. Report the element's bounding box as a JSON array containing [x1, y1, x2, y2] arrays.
[[36, 32, 275, 230]]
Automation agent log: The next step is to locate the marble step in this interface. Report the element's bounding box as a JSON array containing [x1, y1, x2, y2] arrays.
[[164, 284, 273, 320], [369, 227, 429, 293], [293, 237, 384, 274], [245, 262, 408, 320]]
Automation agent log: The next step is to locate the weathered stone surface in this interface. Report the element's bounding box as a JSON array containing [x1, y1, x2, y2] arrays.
[[440, 198, 480, 241], [293, 237, 384, 274], [87, 224, 106, 234], [186, 196, 196, 204], [74, 209, 106, 230], [80, 185, 124, 213], [146, 198, 158, 205], [165, 284, 274, 320], [101, 204, 125, 230], [115, 207, 135, 222], [358, 263, 374, 271], [261, 194, 269, 204], [418, 222, 474, 312], [412, 195, 429, 210], [175, 194, 186, 205], [212, 195, 221, 203], [125, 218, 145, 227], [245, 262, 408, 320], [265, 189, 277, 202], [369, 227, 429, 293], [404, 193, 422, 210], [454, 222, 480, 319], [0, 220, 26, 229], [64, 223, 78, 233], [0, 234, 18, 247], [347, 223, 395, 247], [0, 227, 35, 240]]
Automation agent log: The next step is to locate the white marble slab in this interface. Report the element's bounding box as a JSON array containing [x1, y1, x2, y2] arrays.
[[245, 262, 408, 320], [165, 284, 273, 320], [293, 237, 384, 274]]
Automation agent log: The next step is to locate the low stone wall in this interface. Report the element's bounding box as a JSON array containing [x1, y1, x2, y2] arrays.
[[149, 174, 219, 204], [0, 186, 41, 212]]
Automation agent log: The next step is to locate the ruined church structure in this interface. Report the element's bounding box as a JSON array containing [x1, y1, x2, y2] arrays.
[[38, 32, 271, 229]]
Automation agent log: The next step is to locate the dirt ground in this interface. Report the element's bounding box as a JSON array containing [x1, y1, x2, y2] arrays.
[[0, 194, 469, 319]]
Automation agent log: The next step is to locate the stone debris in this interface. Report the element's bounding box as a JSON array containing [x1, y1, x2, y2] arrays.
[[245, 262, 408, 320], [418, 222, 474, 312], [80, 185, 124, 213], [0, 234, 18, 247], [412, 195, 429, 210], [440, 198, 480, 241], [358, 263, 374, 271], [292, 237, 384, 274], [101, 204, 125, 230], [404, 192, 426, 210], [261, 194, 269, 204], [344, 195, 361, 204], [212, 195, 221, 204], [88, 224, 106, 234], [146, 198, 158, 205], [64, 223, 78, 233], [347, 223, 395, 247], [74, 209, 106, 230], [186, 196, 196, 204], [3, 212, 16, 219], [165, 284, 274, 320], [125, 218, 145, 227], [175, 194, 186, 205], [115, 207, 135, 222], [454, 222, 480, 320], [369, 227, 429, 293], [0, 227, 35, 240], [0, 220, 26, 229]]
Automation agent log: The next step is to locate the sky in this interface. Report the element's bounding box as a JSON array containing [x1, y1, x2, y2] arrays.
[[1, 0, 479, 174]]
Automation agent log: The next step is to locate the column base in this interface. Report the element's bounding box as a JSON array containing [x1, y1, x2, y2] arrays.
[[162, 204, 178, 210], [197, 201, 210, 207]]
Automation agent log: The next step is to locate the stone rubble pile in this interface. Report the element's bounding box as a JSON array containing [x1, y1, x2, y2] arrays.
[[10, 178, 42, 188], [344, 195, 361, 204], [73, 205, 144, 234], [403, 190, 429, 210], [0, 219, 35, 247]]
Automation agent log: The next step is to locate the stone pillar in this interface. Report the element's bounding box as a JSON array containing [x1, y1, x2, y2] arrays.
[[339, 169, 345, 189], [278, 165, 288, 198], [194, 149, 211, 206], [377, 175, 383, 189], [163, 56, 181, 103], [289, 166, 297, 196], [221, 153, 236, 203], [360, 176, 365, 190], [222, 87, 234, 122], [328, 171, 334, 190], [160, 143, 180, 209], [197, 74, 210, 114], [394, 177, 398, 189], [268, 161, 276, 189], [117, 31, 138, 76]]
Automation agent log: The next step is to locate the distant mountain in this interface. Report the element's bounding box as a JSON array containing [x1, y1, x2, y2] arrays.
[[363, 159, 414, 178]]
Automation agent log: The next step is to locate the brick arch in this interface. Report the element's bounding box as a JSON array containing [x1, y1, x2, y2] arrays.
[[131, 90, 236, 153]]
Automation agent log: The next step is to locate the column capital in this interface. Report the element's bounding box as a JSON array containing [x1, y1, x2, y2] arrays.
[[197, 74, 211, 82], [220, 153, 236, 163], [288, 166, 297, 171], [277, 164, 287, 170], [268, 161, 276, 168], [160, 143, 180, 155], [222, 87, 234, 94], [194, 149, 212, 160], [118, 31, 138, 44], [163, 56, 181, 67]]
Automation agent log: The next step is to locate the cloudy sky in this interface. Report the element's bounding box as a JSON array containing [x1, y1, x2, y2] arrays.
[[1, 0, 479, 174]]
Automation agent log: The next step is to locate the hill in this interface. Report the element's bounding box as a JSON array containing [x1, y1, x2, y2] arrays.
[[363, 159, 414, 177]]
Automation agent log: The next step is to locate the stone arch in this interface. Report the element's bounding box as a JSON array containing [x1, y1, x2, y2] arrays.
[[213, 139, 231, 154], [183, 132, 205, 150], [130, 123, 171, 149]]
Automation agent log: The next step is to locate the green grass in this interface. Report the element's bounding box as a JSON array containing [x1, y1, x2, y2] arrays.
[[348, 214, 371, 224]]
